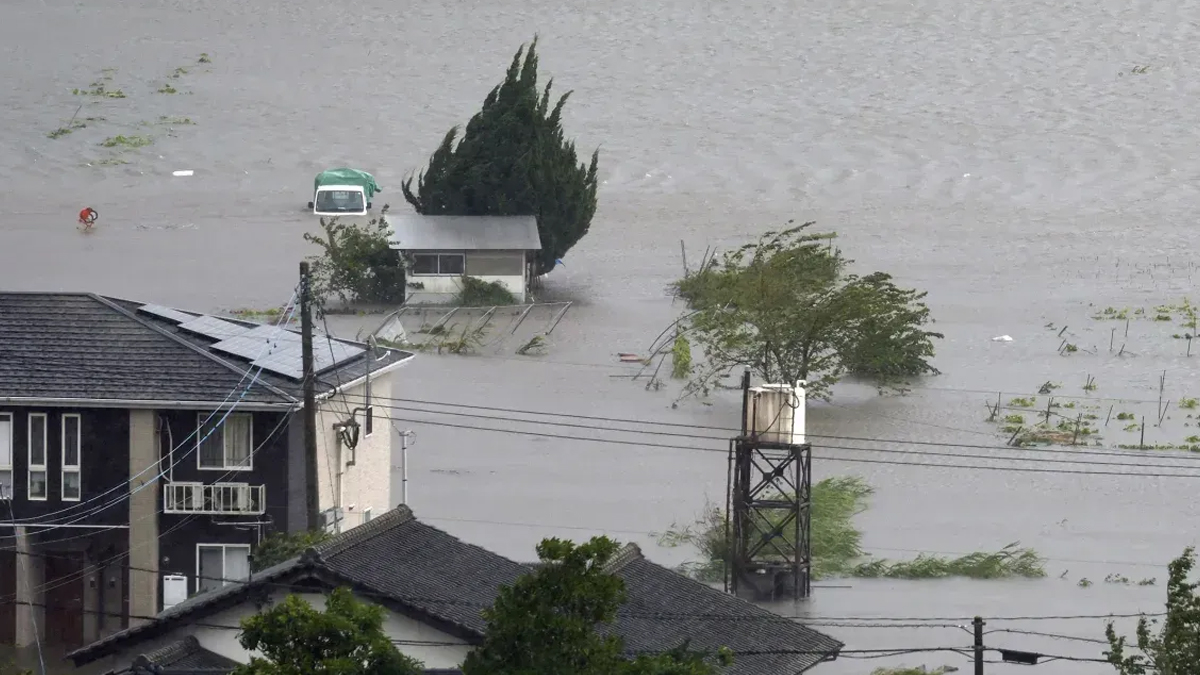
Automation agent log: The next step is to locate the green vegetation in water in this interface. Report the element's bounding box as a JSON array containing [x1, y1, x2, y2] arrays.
[[654, 476, 1045, 582], [515, 334, 548, 356], [96, 157, 130, 166], [226, 307, 285, 321], [1116, 443, 1200, 452], [1181, 397, 1199, 410], [1117, 411, 1136, 420], [670, 334, 692, 379], [1124, 423, 1140, 432], [1010, 397, 1036, 408], [170, 67, 189, 78], [100, 134, 152, 148], [1003, 414, 1025, 424], [47, 120, 87, 139], [198, 52, 212, 63], [153, 115, 196, 125], [157, 83, 178, 94], [454, 276, 517, 307]]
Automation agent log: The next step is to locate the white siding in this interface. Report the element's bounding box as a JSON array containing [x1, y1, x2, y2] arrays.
[[316, 376, 395, 532], [85, 590, 471, 673]]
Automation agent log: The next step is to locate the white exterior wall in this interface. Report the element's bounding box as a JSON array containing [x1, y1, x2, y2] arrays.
[[85, 590, 470, 673], [316, 375, 394, 531], [411, 274, 526, 299]]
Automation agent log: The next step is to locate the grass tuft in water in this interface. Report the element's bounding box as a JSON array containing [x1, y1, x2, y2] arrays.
[[873, 667, 958, 675], [654, 476, 1045, 581], [100, 135, 152, 148], [157, 83, 178, 94]]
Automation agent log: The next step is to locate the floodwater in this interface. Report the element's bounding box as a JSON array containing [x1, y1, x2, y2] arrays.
[[4, 0, 1200, 671]]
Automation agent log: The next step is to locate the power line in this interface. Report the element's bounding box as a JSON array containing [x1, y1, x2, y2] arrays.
[[0, 411, 296, 601], [343, 391, 1200, 465], [361, 406, 1200, 479]]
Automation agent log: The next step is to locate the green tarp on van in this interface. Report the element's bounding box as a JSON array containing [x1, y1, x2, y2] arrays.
[[314, 168, 381, 200]]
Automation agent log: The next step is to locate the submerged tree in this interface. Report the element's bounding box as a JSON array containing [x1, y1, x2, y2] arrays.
[[463, 536, 732, 675], [234, 587, 424, 675], [303, 206, 406, 305], [1105, 546, 1200, 675], [673, 222, 942, 400], [402, 37, 600, 276]]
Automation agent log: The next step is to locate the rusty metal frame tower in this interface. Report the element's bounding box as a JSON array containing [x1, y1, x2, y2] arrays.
[[725, 370, 813, 601]]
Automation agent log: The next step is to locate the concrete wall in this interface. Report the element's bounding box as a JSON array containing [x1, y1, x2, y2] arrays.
[[127, 410, 159, 625], [83, 590, 471, 673], [315, 376, 395, 531]]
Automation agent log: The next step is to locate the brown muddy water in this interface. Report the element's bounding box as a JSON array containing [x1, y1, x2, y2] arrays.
[[5, 0, 1200, 671]]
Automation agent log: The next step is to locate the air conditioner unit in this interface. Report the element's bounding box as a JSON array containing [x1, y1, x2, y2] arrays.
[[162, 575, 188, 611]]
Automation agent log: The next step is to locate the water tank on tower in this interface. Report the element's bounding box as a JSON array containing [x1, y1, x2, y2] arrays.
[[743, 381, 806, 444]]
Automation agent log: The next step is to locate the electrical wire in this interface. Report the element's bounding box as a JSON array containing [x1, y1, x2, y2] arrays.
[[340, 391, 1200, 465], [4, 287, 301, 526], [358, 405, 1200, 479], [4, 555, 1168, 627], [1, 410, 296, 602]]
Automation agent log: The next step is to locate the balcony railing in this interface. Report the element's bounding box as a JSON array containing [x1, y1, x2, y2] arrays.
[[163, 482, 265, 515]]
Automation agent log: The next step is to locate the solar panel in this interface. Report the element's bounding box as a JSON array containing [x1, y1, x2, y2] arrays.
[[251, 344, 306, 380], [247, 337, 366, 381], [313, 339, 366, 372], [211, 325, 301, 362], [178, 315, 250, 341], [240, 324, 301, 344], [138, 304, 197, 324]]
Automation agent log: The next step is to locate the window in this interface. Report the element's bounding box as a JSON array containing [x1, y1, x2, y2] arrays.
[[61, 415, 81, 501], [196, 544, 250, 594], [0, 414, 11, 500], [27, 414, 47, 500], [411, 253, 464, 276], [197, 413, 253, 470]]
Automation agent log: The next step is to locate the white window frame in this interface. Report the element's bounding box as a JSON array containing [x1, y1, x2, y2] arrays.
[[27, 413, 47, 501], [195, 543, 251, 592], [196, 412, 254, 471], [0, 413, 12, 500], [410, 253, 465, 276], [61, 414, 81, 502]]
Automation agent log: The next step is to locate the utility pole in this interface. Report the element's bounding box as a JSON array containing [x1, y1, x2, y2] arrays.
[[973, 616, 985, 675], [300, 262, 320, 531], [400, 430, 413, 505]]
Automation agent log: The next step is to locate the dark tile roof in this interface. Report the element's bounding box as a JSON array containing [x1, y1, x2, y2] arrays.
[[131, 636, 240, 674], [69, 507, 841, 675], [0, 292, 412, 406]]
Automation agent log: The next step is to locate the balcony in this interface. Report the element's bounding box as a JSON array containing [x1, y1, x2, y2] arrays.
[[163, 482, 265, 515]]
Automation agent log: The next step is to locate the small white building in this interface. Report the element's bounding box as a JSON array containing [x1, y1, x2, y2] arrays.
[[386, 215, 542, 304]]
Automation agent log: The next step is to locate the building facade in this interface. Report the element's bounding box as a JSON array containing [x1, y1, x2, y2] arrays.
[[0, 292, 413, 651]]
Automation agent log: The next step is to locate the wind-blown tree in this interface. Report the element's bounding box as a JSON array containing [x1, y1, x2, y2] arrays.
[[234, 587, 424, 675], [401, 37, 600, 276], [463, 536, 732, 675], [674, 222, 941, 400], [1105, 546, 1200, 675]]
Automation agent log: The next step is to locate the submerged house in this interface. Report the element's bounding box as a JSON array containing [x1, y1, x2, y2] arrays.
[[386, 215, 542, 304], [0, 292, 413, 651], [68, 505, 844, 675]]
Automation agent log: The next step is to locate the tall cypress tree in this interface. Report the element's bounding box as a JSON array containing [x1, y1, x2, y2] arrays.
[[402, 38, 600, 276]]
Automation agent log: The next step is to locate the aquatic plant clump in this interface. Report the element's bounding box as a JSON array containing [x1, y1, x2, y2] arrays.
[[654, 476, 1045, 582]]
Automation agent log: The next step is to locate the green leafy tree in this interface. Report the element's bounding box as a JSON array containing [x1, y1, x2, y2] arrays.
[[251, 529, 332, 572], [234, 587, 424, 675], [401, 37, 600, 276], [463, 536, 732, 675], [673, 222, 942, 400], [1105, 546, 1200, 675], [303, 206, 406, 305]]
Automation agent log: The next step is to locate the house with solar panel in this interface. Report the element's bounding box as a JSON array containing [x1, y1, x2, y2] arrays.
[[0, 292, 414, 653], [386, 214, 542, 304]]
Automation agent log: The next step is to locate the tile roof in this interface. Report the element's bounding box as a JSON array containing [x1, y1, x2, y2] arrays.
[[131, 636, 240, 674], [386, 215, 542, 251], [0, 292, 413, 406], [69, 506, 841, 675]]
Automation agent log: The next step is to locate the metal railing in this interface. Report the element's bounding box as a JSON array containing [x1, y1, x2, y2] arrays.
[[163, 482, 265, 515]]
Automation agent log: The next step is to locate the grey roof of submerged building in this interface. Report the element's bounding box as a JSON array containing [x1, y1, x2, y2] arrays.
[[69, 506, 841, 675], [0, 292, 413, 407], [386, 215, 542, 251]]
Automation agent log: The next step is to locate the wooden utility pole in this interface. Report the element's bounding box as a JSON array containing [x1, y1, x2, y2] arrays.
[[300, 262, 320, 531]]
